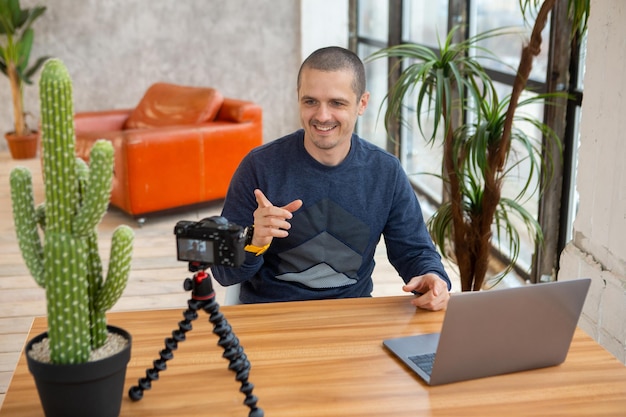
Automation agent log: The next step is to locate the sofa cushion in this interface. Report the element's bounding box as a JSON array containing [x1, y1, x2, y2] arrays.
[[124, 82, 224, 129]]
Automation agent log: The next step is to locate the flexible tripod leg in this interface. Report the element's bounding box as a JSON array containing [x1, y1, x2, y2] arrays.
[[128, 297, 202, 401], [202, 296, 263, 417]]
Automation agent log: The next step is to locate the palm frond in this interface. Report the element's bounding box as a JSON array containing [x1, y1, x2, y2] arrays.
[[486, 196, 543, 288], [427, 201, 454, 256]]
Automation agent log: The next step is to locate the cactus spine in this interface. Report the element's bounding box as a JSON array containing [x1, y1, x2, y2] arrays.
[[9, 58, 134, 365]]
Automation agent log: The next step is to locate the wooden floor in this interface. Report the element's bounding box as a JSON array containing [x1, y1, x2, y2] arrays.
[[0, 150, 469, 408]]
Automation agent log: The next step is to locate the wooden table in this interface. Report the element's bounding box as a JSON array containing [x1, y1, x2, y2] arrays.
[[2, 296, 626, 416]]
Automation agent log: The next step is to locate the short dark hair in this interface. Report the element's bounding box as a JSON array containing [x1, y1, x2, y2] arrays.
[[297, 46, 366, 99]]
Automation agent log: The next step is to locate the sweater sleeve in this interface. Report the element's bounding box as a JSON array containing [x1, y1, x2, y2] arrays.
[[210, 154, 264, 286], [382, 166, 451, 290]]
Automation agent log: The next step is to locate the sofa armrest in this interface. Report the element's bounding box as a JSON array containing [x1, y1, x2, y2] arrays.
[[216, 98, 262, 124], [75, 109, 133, 132]]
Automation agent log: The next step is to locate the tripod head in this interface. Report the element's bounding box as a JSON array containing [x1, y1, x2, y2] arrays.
[[184, 263, 215, 301]]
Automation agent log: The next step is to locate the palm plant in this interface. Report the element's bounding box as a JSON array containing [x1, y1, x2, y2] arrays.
[[0, 0, 48, 137], [368, 0, 589, 291]]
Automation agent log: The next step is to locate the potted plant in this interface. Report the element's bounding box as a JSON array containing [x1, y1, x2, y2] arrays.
[[0, 0, 49, 159], [9, 58, 134, 417], [368, 0, 589, 291]]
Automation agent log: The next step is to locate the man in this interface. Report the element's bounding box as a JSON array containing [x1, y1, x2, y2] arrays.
[[211, 46, 450, 310]]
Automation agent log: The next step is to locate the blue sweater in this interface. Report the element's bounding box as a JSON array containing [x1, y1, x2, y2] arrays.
[[211, 129, 450, 303]]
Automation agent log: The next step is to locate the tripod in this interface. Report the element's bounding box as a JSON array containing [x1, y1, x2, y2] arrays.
[[128, 263, 264, 417]]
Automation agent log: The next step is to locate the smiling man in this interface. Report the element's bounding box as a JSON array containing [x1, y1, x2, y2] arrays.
[[298, 54, 368, 165], [211, 46, 451, 310]]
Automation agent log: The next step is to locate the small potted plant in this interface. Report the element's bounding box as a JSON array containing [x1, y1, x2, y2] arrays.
[[0, 0, 49, 159], [10, 58, 134, 417]]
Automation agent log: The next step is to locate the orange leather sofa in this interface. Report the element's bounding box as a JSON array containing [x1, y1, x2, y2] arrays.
[[73, 83, 262, 220]]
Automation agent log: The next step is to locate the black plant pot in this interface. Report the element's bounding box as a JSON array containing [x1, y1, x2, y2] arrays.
[[26, 325, 132, 417]]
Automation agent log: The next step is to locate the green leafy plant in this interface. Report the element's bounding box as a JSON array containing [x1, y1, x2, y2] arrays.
[[0, 0, 48, 136], [9, 58, 134, 364], [368, 0, 589, 291]]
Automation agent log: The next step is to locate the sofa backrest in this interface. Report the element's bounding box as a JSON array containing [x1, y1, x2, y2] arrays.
[[123, 82, 224, 130]]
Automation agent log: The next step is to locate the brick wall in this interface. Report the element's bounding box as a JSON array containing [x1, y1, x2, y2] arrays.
[[558, 0, 626, 364]]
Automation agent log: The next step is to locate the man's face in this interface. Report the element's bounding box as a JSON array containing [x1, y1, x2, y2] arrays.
[[298, 67, 369, 166]]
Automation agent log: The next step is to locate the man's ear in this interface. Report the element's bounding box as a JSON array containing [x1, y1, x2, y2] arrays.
[[358, 91, 370, 115]]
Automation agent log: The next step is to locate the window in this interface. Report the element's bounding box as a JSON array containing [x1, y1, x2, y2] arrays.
[[353, 0, 585, 282], [359, 43, 389, 150], [403, 0, 448, 48]]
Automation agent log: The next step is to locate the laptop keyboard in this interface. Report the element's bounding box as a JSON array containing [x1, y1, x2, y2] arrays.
[[408, 352, 436, 376]]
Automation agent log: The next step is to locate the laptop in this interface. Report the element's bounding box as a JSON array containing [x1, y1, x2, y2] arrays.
[[383, 278, 591, 386]]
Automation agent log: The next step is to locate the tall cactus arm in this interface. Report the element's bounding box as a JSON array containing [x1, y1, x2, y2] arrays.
[[73, 140, 114, 236], [9, 167, 45, 287], [92, 225, 134, 348], [40, 59, 77, 234]]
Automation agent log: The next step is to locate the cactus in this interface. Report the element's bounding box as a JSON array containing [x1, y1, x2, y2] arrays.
[[9, 58, 134, 365]]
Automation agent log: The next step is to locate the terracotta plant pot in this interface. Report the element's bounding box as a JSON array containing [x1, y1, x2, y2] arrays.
[[26, 325, 132, 417], [4, 131, 40, 160]]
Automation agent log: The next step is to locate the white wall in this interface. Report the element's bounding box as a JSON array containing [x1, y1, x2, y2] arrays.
[[301, 0, 349, 60], [558, 0, 626, 363]]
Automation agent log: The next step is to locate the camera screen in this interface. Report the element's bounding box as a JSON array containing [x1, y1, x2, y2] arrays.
[[177, 237, 215, 263]]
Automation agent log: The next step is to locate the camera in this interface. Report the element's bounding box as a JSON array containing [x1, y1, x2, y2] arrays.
[[174, 216, 246, 267]]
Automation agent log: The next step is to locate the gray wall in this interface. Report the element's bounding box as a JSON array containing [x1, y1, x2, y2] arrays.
[[1, 0, 304, 149]]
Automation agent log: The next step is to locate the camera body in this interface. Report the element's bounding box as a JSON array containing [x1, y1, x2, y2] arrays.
[[174, 216, 246, 267]]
